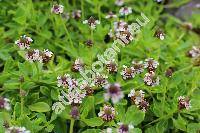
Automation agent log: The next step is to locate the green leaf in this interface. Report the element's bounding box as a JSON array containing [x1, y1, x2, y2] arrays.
[[80, 96, 94, 118], [187, 123, 200, 133], [125, 105, 145, 125], [82, 117, 104, 127], [28, 102, 50, 112], [45, 124, 54, 132], [173, 115, 187, 131]]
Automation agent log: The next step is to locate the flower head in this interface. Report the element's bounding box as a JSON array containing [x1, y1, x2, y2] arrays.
[[15, 35, 33, 50], [143, 72, 159, 86], [51, 4, 64, 14], [165, 67, 174, 77], [57, 74, 78, 89], [106, 60, 118, 73], [154, 29, 165, 40], [80, 81, 94, 96], [144, 58, 159, 72], [132, 60, 144, 74], [93, 73, 108, 87], [41, 49, 53, 63], [83, 16, 100, 29], [178, 96, 191, 110], [5, 126, 30, 133], [119, 7, 132, 16], [114, 21, 128, 32], [121, 65, 135, 80], [117, 123, 134, 133], [138, 99, 149, 112], [72, 10, 81, 20], [0, 97, 11, 111], [98, 105, 116, 122], [71, 58, 85, 72], [25, 49, 40, 63], [115, 0, 124, 6], [70, 106, 80, 119], [128, 89, 145, 105], [187, 46, 200, 58], [66, 89, 86, 105], [104, 83, 124, 104], [84, 39, 93, 47], [105, 11, 117, 19]]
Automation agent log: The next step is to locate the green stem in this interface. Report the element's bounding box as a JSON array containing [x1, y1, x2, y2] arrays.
[[20, 84, 24, 116], [98, 3, 101, 21], [81, 0, 84, 20], [69, 119, 75, 133], [91, 29, 94, 41], [60, 15, 73, 47]]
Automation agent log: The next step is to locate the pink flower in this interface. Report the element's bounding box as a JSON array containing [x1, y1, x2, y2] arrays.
[[121, 65, 135, 80], [51, 4, 64, 14], [178, 96, 191, 110], [98, 105, 116, 122], [83, 16, 100, 29], [104, 83, 124, 104], [15, 35, 33, 49], [119, 7, 132, 16]]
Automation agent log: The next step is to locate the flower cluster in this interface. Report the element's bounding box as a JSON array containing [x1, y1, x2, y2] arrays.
[[51, 4, 64, 14], [178, 96, 191, 110], [128, 89, 149, 112], [70, 106, 80, 119], [57, 74, 86, 105], [25, 49, 53, 63], [0, 97, 11, 111], [143, 72, 159, 87], [144, 58, 159, 72], [57, 74, 78, 89], [117, 123, 134, 133], [115, 0, 124, 6], [83, 16, 100, 29], [15, 35, 33, 49], [104, 83, 124, 104], [105, 11, 117, 19], [112, 21, 134, 44], [154, 29, 165, 40], [93, 73, 108, 87], [98, 105, 116, 122], [119, 7, 132, 16], [132, 60, 144, 74], [71, 58, 85, 72], [121, 65, 135, 80], [5, 126, 30, 133], [106, 60, 118, 73], [187, 46, 200, 58], [66, 89, 86, 105], [71, 10, 82, 20]]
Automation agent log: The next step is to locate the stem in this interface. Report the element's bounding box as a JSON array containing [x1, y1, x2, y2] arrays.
[[20, 84, 24, 116], [98, 3, 101, 21], [35, 62, 40, 80], [91, 29, 94, 41], [69, 119, 75, 133], [81, 0, 84, 20], [60, 15, 73, 46]]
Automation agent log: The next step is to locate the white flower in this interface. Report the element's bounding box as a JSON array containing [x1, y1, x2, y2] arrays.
[[51, 5, 64, 14], [98, 105, 116, 122], [25, 49, 40, 63], [57, 74, 71, 88], [104, 83, 124, 104], [0, 97, 11, 111], [120, 65, 135, 80], [178, 96, 191, 110], [72, 58, 84, 72], [66, 89, 86, 105], [5, 126, 30, 133], [115, 0, 124, 6], [132, 60, 144, 74], [144, 58, 159, 72], [93, 73, 108, 87], [105, 11, 117, 19], [15, 35, 33, 50], [188, 46, 200, 58], [119, 7, 132, 16], [128, 89, 145, 105], [83, 16, 100, 29], [143, 72, 159, 86], [117, 122, 134, 133]]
